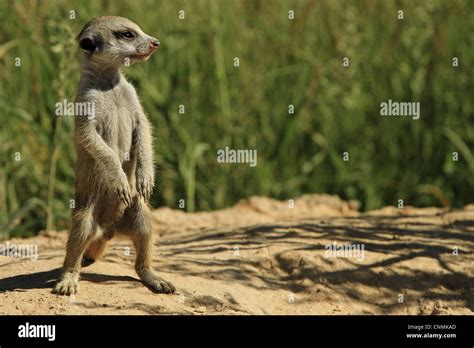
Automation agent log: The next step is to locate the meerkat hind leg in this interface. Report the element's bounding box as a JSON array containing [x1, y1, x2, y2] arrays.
[[53, 205, 96, 295], [82, 236, 108, 267], [123, 199, 175, 294]]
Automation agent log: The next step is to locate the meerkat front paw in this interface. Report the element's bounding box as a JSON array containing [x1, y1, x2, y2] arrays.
[[52, 273, 79, 295], [136, 173, 154, 201], [114, 172, 132, 206]]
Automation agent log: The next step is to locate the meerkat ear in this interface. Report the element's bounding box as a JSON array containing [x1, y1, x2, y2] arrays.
[[78, 32, 103, 54], [79, 37, 95, 52]]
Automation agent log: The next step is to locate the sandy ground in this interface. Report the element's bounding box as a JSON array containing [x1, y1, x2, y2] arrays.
[[0, 194, 473, 315]]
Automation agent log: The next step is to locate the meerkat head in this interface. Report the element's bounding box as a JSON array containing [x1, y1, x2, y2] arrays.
[[77, 16, 160, 67]]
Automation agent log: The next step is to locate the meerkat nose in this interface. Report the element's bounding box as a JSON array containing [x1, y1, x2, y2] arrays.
[[150, 39, 160, 49]]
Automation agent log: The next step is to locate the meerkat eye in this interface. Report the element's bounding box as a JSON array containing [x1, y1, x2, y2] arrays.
[[120, 31, 135, 40]]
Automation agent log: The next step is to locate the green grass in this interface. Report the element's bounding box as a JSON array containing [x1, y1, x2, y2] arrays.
[[0, 0, 473, 238]]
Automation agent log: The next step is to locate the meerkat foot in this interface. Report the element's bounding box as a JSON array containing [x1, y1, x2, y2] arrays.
[[52, 272, 79, 295], [137, 269, 175, 294], [145, 276, 175, 294]]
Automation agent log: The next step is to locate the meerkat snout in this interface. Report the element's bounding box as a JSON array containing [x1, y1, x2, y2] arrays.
[[77, 16, 160, 65], [150, 38, 160, 51]]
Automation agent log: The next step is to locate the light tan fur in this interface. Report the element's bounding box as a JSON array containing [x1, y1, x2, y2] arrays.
[[53, 16, 175, 295]]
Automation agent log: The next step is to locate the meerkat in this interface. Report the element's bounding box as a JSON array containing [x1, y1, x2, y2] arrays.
[[52, 16, 175, 295]]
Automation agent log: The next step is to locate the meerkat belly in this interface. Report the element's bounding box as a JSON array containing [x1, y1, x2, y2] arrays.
[[117, 106, 139, 192], [94, 105, 136, 227], [99, 104, 134, 161], [115, 105, 135, 161]]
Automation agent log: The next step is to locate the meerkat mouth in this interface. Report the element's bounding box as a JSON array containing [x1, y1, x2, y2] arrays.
[[130, 52, 154, 60]]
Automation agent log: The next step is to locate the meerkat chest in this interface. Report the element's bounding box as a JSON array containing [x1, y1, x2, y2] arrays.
[[116, 81, 141, 109], [100, 85, 141, 155]]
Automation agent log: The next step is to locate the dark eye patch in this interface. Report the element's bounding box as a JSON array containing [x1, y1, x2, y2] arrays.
[[114, 30, 136, 40]]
